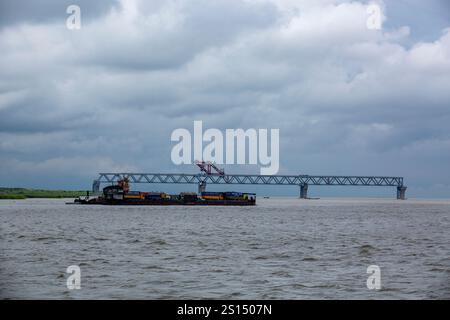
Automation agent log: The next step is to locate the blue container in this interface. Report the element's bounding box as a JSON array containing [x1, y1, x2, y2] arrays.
[[201, 192, 223, 196], [224, 192, 242, 196], [145, 193, 162, 200]]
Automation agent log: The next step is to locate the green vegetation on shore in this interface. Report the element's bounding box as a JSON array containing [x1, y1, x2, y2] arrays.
[[0, 188, 88, 199]]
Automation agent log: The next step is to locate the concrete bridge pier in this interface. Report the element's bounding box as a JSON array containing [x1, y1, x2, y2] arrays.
[[397, 186, 407, 200], [198, 181, 207, 194], [299, 183, 309, 199], [92, 180, 100, 193]]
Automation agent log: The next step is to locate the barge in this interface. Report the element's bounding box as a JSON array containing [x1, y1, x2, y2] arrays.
[[70, 178, 256, 206]]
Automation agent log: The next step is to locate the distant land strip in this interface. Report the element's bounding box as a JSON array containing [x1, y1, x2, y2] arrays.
[[0, 188, 87, 199]]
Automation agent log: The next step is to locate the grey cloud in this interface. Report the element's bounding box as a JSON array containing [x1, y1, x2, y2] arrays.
[[0, 0, 449, 197], [75, 0, 278, 70]]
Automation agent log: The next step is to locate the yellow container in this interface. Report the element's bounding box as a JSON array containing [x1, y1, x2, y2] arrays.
[[124, 194, 141, 199], [202, 195, 224, 200]]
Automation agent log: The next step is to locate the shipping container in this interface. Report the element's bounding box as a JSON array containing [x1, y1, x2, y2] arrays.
[[201, 192, 224, 196], [223, 191, 244, 200], [127, 191, 140, 195], [224, 192, 243, 196], [201, 195, 224, 200], [124, 194, 142, 199]]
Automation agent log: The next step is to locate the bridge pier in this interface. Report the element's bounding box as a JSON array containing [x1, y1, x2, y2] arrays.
[[198, 181, 207, 194], [397, 186, 407, 200], [92, 180, 100, 193], [299, 183, 309, 199]]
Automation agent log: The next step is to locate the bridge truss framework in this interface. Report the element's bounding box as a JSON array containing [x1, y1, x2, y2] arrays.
[[93, 173, 407, 199]]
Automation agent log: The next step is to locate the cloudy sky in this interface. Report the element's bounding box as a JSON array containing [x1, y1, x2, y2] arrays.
[[0, 0, 449, 197]]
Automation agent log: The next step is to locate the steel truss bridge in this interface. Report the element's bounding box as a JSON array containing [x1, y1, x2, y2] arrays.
[[93, 173, 407, 199]]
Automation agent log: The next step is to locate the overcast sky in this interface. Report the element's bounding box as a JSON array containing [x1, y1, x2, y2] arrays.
[[0, 0, 449, 197]]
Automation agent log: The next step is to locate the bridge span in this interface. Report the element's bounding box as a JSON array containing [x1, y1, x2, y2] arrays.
[[93, 173, 407, 199]]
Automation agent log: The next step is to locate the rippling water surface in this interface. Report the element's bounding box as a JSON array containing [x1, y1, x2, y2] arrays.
[[1, 198, 449, 299]]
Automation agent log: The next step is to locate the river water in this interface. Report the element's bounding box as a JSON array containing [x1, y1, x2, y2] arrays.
[[0, 198, 449, 299]]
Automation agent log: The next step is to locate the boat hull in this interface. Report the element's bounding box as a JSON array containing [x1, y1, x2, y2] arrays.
[[70, 198, 255, 206]]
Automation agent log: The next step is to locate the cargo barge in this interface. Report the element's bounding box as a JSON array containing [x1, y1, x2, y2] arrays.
[[69, 179, 256, 206]]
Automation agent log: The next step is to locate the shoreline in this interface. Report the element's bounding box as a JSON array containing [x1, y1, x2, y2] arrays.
[[0, 188, 87, 200]]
